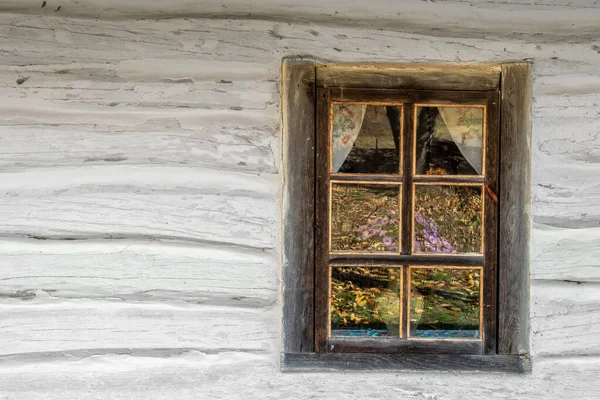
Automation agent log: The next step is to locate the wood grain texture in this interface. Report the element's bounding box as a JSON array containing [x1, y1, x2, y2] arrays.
[[531, 280, 600, 356], [321, 65, 500, 90], [0, 279, 595, 357], [0, 300, 278, 355], [282, 352, 528, 372], [484, 91, 500, 355], [2, 0, 599, 44], [0, 238, 277, 307], [281, 58, 316, 353], [326, 339, 482, 355], [498, 63, 532, 355], [0, 353, 599, 399], [0, 123, 278, 175], [0, 166, 278, 249], [314, 88, 331, 353]]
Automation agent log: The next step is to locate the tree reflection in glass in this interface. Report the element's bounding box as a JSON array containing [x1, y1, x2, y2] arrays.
[[410, 268, 481, 339], [331, 267, 401, 338]]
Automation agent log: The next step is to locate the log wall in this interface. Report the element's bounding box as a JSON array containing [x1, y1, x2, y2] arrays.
[[0, 2, 599, 398]]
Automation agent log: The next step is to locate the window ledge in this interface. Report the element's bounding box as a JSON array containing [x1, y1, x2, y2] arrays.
[[281, 352, 531, 373]]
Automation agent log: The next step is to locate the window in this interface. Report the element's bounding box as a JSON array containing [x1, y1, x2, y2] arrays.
[[281, 60, 531, 372]]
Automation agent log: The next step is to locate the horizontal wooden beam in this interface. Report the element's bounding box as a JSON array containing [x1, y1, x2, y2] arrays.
[[281, 352, 530, 373], [326, 339, 482, 355], [318, 64, 501, 91], [329, 87, 490, 103]]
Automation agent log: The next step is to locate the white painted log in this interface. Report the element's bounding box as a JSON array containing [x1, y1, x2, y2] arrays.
[[0, 238, 277, 307], [1, 0, 599, 43], [0, 352, 599, 399], [0, 165, 278, 249], [531, 281, 600, 356], [0, 124, 278, 175], [0, 298, 278, 355], [0, 280, 594, 357]]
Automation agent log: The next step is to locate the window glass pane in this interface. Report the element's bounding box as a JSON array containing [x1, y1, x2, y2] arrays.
[[415, 106, 484, 175], [331, 183, 400, 252], [332, 104, 401, 174], [331, 267, 401, 338], [413, 185, 482, 254], [410, 268, 481, 339]]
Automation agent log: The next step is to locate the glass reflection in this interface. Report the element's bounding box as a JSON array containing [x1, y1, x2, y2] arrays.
[[331, 184, 400, 252], [415, 106, 484, 175], [331, 267, 401, 338], [332, 104, 401, 174], [413, 185, 482, 254], [410, 268, 481, 339]]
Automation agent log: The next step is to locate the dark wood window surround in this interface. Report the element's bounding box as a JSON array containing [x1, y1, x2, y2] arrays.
[[281, 60, 531, 372]]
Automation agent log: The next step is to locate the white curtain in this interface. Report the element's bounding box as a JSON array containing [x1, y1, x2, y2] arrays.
[[331, 104, 367, 172], [438, 107, 483, 175]]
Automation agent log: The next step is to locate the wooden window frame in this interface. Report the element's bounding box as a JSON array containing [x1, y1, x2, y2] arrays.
[[281, 59, 531, 372], [316, 89, 497, 356]]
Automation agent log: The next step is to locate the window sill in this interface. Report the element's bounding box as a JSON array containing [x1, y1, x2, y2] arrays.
[[281, 352, 531, 373]]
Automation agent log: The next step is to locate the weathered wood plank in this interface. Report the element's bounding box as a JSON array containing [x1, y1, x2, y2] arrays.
[[0, 278, 595, 356], [314, 87, 330, 353], [282, 352, 528, 372], [531, 280, 600, 356], [0, 72, 276, 112], [0, 300, 278, 355], [498, 63, 532, 355], [1, 15, 599, 78], [0, 166, 278, 249], [318, 64, 500, 90], [531, 225, 600, 282], [326, 339, 482, 355], [281, 58, 316, 353], [1, 0, 599, 44], [0, 238, 277, 307], [483, 90, 500, 355], [0, 124, 277, 175], [1, 352, 600, 399]]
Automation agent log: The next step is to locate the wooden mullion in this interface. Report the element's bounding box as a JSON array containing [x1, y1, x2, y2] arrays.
[[483, 90, 500, 355], [412, 176, 485, 184], [401, 103, 414, 255], [329, 254, 484, 266], [401, 265, 409, 339], [330, 174, 403, 183], [314, 87, 331, 352], [400, 104, 414, 341]]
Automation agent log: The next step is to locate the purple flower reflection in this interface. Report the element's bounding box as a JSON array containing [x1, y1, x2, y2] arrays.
[[353, 208, 399, 251], [414, 211, 456, 253]]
